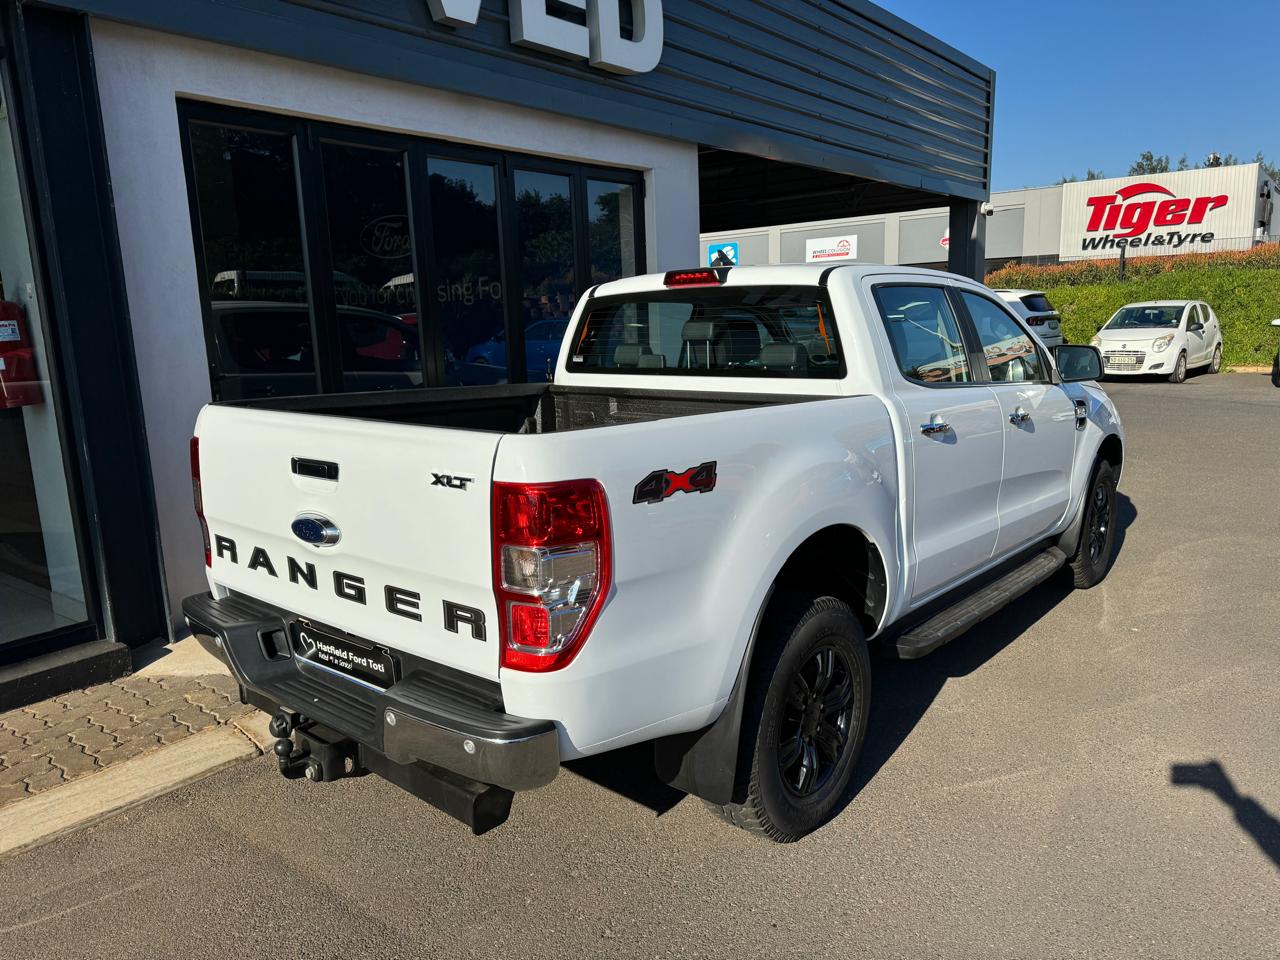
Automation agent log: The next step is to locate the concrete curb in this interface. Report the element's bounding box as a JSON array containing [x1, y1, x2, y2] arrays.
[[1226, 365, 1273, 373], [0, 725, 260, 859]]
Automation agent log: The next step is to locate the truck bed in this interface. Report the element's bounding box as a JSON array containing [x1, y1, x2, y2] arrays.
[[224, 384, 818, 434]]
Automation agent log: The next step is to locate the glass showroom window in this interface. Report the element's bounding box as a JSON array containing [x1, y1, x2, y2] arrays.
[[0, 88, 90, 647], [182, 106, 645, 395], [187, 122, 317, 401]]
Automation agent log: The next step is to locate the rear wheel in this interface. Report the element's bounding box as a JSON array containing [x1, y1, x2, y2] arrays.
[[705, 593, 870, 842], [1209, 344, 1222, 374], [1168, 351, 1187, 383], [1067, 459, 1118, 589]]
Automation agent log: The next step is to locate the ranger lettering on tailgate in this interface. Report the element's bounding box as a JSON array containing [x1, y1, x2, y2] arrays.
[[211, 534, 487, 641]]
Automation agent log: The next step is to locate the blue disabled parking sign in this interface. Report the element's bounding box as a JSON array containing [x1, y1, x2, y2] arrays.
[[707, 242, 739, 267]]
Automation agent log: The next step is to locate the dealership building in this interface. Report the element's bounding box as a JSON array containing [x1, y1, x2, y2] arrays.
[[0, 0, 996, 702], [702, 163, 1278, 273]]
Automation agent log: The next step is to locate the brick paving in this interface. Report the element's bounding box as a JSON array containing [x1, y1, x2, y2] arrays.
[[0, 671, 254, 809]]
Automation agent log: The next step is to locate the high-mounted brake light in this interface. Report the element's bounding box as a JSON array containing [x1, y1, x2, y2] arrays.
[[663, 268, 727, 288], [492, 479, 611, 673], [190, 436, 211, 568]]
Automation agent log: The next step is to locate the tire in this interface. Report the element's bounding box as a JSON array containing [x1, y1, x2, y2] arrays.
[[1209, 344, 1222, 374], [1271, 351, 1279, 388], [1168, 351, 1187, 383], [704, 593, 870, 842], [1067, 459, 1118, 589]]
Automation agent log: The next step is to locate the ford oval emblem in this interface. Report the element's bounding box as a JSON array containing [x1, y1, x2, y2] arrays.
[[291, 514, 340, 547]]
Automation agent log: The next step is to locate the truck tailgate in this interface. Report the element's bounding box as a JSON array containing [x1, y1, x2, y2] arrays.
[[195, 406, 501, 681]]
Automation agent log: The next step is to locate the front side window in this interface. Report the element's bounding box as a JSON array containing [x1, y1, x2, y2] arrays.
[[569, 286, 843, 378], [960, 292, 1046, 383], [873, 285, 971, 384]]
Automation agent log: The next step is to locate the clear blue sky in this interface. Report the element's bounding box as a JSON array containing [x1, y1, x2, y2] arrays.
[[878, 1, 1279, 191]]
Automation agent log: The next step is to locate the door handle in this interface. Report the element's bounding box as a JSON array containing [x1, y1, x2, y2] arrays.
[[920, 416, 950, 436], [1009, 406, 1031, 425]]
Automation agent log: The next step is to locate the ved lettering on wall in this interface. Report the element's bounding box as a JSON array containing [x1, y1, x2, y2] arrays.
[[425, 0, 664, 75]]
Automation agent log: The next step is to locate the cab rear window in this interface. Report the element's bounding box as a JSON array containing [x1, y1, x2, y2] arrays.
[[567, 286, 844, 378]]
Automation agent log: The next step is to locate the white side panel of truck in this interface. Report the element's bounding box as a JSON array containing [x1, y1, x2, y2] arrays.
[[494, 395, 900, 758]]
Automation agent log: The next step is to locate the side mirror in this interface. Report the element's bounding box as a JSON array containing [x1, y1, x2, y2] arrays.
[[1054, 344, 1103, 383], [1189, 321, 1204, 332]]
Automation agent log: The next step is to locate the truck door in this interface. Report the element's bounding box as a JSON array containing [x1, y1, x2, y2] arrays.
[[867, 281, 1004, 603], [955, 290, 1075, 557]]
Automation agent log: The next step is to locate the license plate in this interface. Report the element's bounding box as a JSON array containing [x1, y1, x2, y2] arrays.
[[290, 621, 397, 689], [1108, 357, 1137, 366]]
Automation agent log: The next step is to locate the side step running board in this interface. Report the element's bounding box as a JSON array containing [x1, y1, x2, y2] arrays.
[[896, 547, 1067, 660]]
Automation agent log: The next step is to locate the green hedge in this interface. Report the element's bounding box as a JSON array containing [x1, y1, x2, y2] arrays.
[[986, 246, 1280, 367]]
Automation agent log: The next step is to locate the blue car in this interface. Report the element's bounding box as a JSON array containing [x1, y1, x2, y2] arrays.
[[466, 319, 570, 381]]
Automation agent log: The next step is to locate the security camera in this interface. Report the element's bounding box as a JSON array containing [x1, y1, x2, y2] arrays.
[[979, 201, 995, 217]]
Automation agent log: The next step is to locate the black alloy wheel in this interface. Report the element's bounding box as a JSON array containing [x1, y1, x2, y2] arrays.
[[1086, 473, 1113, 567], [1067, 458, 1118, 589], [778, 646, 855, 797], [704, 593, 870, 842]]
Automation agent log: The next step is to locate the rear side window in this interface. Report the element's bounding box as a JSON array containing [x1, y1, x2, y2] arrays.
[[568, 286, 844, 378], [1020, 293, 1055, 313], [873, 285, 972, 384]]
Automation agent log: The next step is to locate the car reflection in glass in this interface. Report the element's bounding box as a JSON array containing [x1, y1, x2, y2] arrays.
[[466, 319, 570, 382], [211, 300, 423, 400]]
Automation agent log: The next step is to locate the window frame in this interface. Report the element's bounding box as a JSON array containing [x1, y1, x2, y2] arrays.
[[176, 100, 646, 400], [951, 287, 1054, 386], [869, 281, 991, 389]]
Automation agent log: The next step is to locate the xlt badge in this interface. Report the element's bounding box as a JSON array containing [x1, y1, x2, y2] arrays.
[[431, 473, 475, 491]]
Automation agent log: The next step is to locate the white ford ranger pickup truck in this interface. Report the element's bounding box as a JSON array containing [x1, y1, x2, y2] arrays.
[[183, 263, 1123, 841]]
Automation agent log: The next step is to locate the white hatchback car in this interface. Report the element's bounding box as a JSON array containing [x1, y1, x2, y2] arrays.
[[1090, 300, 1223, 383], [993, 289, 1064, 347]]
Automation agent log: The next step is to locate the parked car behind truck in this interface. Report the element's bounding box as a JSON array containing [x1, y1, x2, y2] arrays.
[[993, 288, 1065, 348], [184, 264, 1123, 841], [1091, 300, 1223, 383]]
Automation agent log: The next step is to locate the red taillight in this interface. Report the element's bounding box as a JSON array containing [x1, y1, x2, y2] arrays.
[[492, 479, 611, 673], [663, 268, 726, 288], [190, 436, 211, 567], [1027, 317, 1045, 326]]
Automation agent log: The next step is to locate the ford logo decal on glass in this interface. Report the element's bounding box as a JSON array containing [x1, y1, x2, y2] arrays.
[[291, 513, 341, 548]]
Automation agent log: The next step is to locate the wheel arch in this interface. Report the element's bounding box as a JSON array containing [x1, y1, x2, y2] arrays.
[[1058, 432, 1123, 558], [653, 523, 888, 805]]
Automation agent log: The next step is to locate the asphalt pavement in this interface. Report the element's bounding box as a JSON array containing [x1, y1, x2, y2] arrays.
[[2, 372, 1277, 959]]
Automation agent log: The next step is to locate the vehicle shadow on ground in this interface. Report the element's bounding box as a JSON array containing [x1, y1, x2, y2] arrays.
[[567, 494, 1137, 821], [837, 491, 1138, 820], [565, 743, 687, 815], [1170, 761, 1280, 869]]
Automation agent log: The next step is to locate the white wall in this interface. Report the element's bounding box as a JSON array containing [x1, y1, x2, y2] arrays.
[[90, 20, 700, 635]]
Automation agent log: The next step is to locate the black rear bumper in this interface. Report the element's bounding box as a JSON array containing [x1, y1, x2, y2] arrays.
[[182, 592, 559, 791]]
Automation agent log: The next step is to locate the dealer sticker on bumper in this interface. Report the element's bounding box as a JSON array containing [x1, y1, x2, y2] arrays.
[[290, 622, 396, 689]]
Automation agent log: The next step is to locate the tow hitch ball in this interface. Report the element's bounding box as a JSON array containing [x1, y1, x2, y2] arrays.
[[270, 711, 360, 783]]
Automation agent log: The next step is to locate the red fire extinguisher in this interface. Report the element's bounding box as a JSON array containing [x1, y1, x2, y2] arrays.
[[0, 276, 44, 410]]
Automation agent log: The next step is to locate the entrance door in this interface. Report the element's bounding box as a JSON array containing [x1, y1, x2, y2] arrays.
[[957, 290, 1076, 556], [0, 83, 90, 647], [868, 281, 1005, 603]]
